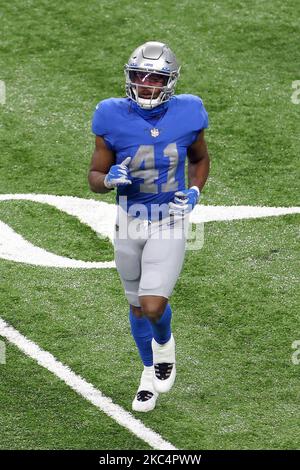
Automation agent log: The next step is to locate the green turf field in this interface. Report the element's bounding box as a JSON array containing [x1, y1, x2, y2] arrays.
[[0, 0, 299, 450]]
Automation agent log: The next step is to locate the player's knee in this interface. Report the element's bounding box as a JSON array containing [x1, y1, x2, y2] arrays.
[[139, 296, 168, 322], [130, 305, 143, 318]]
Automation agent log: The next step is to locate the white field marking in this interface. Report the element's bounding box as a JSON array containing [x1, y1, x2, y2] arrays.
[[0, 194, 117, 241], [0, 194, 116, 269], [0, 317, 177, 450], [0, 194, 299, 268], [190, 204, 300, 223], [0, 220, 115, 269]]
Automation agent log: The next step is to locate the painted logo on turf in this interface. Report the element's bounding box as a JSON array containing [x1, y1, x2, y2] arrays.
[[0, 194, 299, 269]]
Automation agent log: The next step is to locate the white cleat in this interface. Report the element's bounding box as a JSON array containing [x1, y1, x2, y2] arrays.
[[152, 334, 176, 394], [132, 365, 159, 412]]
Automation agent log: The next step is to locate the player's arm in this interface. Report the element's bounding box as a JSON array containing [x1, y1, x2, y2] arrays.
[[88, 136, 115, 193], [187, 129, 210, 191], [88, 136, 132, 193]]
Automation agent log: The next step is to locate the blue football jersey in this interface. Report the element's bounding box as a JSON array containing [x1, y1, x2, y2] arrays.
[[91, 95, 208, 221]]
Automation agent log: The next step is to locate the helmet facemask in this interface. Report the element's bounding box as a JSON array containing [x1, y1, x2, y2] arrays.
[[125, 69, 179, 109]]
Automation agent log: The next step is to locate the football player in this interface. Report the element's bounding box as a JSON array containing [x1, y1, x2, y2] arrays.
[[88, 41, 210, 412]]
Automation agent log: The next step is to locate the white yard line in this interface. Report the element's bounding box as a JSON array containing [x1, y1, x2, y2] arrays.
[[0, 317, 177, 451]]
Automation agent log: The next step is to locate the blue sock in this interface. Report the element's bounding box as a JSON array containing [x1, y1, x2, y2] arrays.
[[129, 307, 153, 366], [151, 303, 172, 345]]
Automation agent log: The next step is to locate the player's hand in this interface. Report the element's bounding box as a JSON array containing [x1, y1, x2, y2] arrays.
[[168, 186, 200, 216], [104, 157, 132, 189]]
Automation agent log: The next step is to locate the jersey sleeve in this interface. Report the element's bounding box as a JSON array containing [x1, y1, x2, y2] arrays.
[[91, 101, 114, 150], [192, 95, 209, 131]]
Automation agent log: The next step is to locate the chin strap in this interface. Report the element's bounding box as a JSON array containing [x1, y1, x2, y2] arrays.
[[131, 99, 169, 119], [136, 96, 162, 109], [132, 86, 165, 109]]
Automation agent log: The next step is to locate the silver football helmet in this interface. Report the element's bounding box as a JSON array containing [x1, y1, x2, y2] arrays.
[[125, 41, 180, 109]]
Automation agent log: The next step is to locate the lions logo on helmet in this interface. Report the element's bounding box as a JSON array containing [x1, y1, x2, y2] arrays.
[[124, 41, 181, 109]]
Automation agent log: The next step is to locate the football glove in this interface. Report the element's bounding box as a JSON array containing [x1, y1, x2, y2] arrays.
[[104, 157, 132, 189], [169, 186, 200, 216]]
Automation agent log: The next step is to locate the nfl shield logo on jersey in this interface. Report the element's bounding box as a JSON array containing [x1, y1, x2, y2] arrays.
[[150, 128, 160, 137]]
